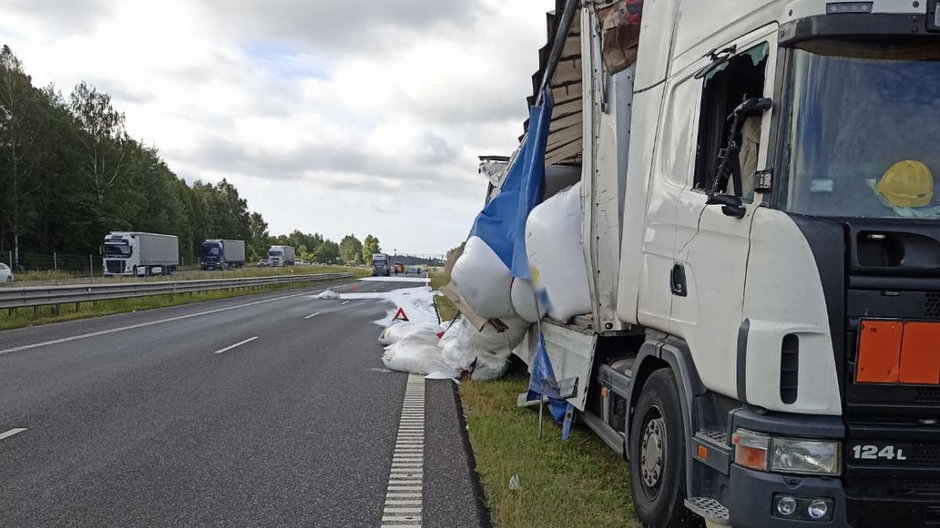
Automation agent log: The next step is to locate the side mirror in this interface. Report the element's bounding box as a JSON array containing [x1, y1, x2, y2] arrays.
[[706, 193, 746, 219]]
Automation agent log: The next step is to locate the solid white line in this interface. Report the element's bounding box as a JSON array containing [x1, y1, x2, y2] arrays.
[[213, 336, 259, 355], [304, 312, 321, 319], [0, 428, 27, 441], [0, 290, 317, 356], [340, 300, 349, 305]]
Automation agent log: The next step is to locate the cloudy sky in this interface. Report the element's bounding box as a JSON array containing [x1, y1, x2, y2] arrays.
[[0, 0, 555, 256]]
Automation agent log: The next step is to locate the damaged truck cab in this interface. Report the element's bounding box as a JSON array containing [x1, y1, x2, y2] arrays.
[[505, 1, 940, 526]]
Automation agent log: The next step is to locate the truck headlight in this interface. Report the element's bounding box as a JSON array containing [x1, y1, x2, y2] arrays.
[[733, 429, 841, 476], [770, 437, 841, 476]]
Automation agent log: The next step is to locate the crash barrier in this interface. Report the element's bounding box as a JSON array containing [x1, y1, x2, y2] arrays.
[[0, 273, 353, 312]]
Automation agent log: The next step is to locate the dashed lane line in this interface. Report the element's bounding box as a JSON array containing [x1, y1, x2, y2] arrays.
[[0, 290, 324, 357], [0, 428, 27, 441], [213, 336, 259, 355], [304, 312, 322, 320]]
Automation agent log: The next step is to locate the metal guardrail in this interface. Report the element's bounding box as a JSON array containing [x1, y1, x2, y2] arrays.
[[0, 273, 353, 310]]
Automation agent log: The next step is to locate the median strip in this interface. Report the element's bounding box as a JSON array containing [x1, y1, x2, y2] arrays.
[[213, 336, 259, 355]]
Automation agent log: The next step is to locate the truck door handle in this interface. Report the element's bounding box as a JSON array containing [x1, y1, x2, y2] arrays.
[[671, 263, 688, 297]]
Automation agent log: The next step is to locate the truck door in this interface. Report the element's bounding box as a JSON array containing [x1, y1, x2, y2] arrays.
[[670, 30, 778, 397]]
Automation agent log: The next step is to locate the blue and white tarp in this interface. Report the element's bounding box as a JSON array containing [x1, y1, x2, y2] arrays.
[[468, 89, 554, 281]]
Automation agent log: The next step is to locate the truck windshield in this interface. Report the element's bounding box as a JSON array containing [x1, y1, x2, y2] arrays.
[[779, 40, 940, 219], [269, 250, 282, 257], [104, 244, 131, 257], [202, 246, 220, 256]]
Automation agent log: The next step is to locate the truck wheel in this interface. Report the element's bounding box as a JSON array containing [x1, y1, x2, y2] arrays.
[[629, 369, 700, 528]]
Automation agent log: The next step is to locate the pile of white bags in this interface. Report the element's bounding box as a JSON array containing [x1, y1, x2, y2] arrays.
[[525, 182, 592, 322], [439, 316, 528, 380], [382, 336, 458, 377]]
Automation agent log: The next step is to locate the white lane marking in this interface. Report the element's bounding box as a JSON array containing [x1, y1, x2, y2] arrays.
[[213, 336, 259, 355], [0, 290, 321, 356], [0, 428, 27, 441], [304, 312, 321, 320], [380, 373, 425, 527], [340, 300, 349, 305]]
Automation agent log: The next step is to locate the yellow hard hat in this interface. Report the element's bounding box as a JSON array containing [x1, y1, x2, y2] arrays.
[[877, 160, 934, 208]]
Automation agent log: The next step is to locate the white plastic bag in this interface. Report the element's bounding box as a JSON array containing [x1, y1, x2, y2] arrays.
[[439, 317, 480, 371], [510, 278, 545, 323], [317, 289, 341, 300], [382, 335, 458, 377], [378, 322, 443, 346], [471, 351, 510, 381], [474, 316, 530, 352], [450, 236, 514, 320], [525, 182, 592, 321]]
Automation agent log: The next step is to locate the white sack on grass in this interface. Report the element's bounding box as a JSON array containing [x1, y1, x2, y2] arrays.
[[382, 336, 459, 377], [450, 236, 514, 320], [471, 351, 510, 381], [525, 182, 592, 321], [439, 317, 479, 371], [317, 289, 341, 300], [378, 322, 443, 346], [510, 278, 545, 323]]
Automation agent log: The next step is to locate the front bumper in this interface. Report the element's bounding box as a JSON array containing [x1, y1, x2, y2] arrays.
[[727, 464, 939, 527]]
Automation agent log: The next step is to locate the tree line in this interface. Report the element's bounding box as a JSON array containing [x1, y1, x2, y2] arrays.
[[0, 45, 383, 268]]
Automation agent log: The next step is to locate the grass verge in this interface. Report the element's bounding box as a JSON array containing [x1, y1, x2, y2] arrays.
[[460, 367, 641, 528], [0, 275, 362, 331], [429, 271, 458, 322]]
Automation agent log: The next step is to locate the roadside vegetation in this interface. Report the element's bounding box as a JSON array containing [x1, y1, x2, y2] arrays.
[[0, 267, 368, 331], [461, 367, 641, 528], [429, 271, 458, 322]]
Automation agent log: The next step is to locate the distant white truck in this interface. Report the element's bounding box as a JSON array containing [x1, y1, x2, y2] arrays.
[[268, 245, 296, 267], [200, 239, 246, 270], [102, 232, 179, 276]]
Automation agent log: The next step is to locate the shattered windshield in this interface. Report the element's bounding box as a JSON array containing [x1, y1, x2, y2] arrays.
[[779, 40, 940, 219]]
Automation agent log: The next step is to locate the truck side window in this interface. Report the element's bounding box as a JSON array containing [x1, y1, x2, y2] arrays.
[[693, 43, 769, 196]]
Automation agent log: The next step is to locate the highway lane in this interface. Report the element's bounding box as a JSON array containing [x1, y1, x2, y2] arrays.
[[0, 279, 486, 527]]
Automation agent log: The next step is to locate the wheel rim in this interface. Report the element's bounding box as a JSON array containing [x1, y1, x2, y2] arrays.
[[639, 405, 667, 498]]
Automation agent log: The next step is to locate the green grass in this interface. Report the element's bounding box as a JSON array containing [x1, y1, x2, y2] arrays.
[[429, 271, 458, 322], [461, 370, 641, 528], [0, 273, 363, 331]]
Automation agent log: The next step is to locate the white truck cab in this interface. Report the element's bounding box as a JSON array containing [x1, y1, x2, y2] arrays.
[[491, 1, 940, 526]]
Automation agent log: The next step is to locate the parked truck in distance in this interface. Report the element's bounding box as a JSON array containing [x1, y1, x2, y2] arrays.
[[371, 253, 391, 276], [267, 245, 296, 267], [102, 232, 178, 276], [200, 239, 246, 270]]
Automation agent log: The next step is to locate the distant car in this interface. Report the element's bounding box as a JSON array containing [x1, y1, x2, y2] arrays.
[[257, 259, 269, 267], [0, 263, 13, 282], [295, 259, 308, 266], [405, 265, 421, 275]]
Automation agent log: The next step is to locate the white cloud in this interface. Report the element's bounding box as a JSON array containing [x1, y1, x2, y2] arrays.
[[0, 0, 555, 254]]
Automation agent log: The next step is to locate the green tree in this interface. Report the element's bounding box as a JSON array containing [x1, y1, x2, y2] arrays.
[[314, 240, 340, 264], [362, 234, 380, 264], [246, 212, 268, 261], [339, 234, 363, 264]]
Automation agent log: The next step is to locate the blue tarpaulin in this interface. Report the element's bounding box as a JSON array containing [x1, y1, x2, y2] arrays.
[[468, 89, 553, 280], [526, 333, 568, 424]]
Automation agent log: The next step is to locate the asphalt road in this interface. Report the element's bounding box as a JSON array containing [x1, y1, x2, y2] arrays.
[[0, 279, 486, 527]]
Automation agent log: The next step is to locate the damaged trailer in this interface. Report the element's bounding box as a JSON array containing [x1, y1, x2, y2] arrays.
[[444, 0, 940, 527]]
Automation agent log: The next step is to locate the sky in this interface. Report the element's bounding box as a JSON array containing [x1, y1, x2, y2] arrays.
[[0, 0, 555, 256]]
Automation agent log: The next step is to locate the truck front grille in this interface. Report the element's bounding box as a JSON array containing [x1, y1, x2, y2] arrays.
[[105, 261, 124, 274]]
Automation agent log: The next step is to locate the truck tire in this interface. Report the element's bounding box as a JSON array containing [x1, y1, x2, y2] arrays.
[[629, 369, 702, 528]]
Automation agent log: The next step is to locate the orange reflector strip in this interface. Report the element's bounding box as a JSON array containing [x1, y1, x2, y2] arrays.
[[856, 320, 902, 383], [898, 322, 940, 385], [697, 445, 709, 460], [734, 445, 768, 471]]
